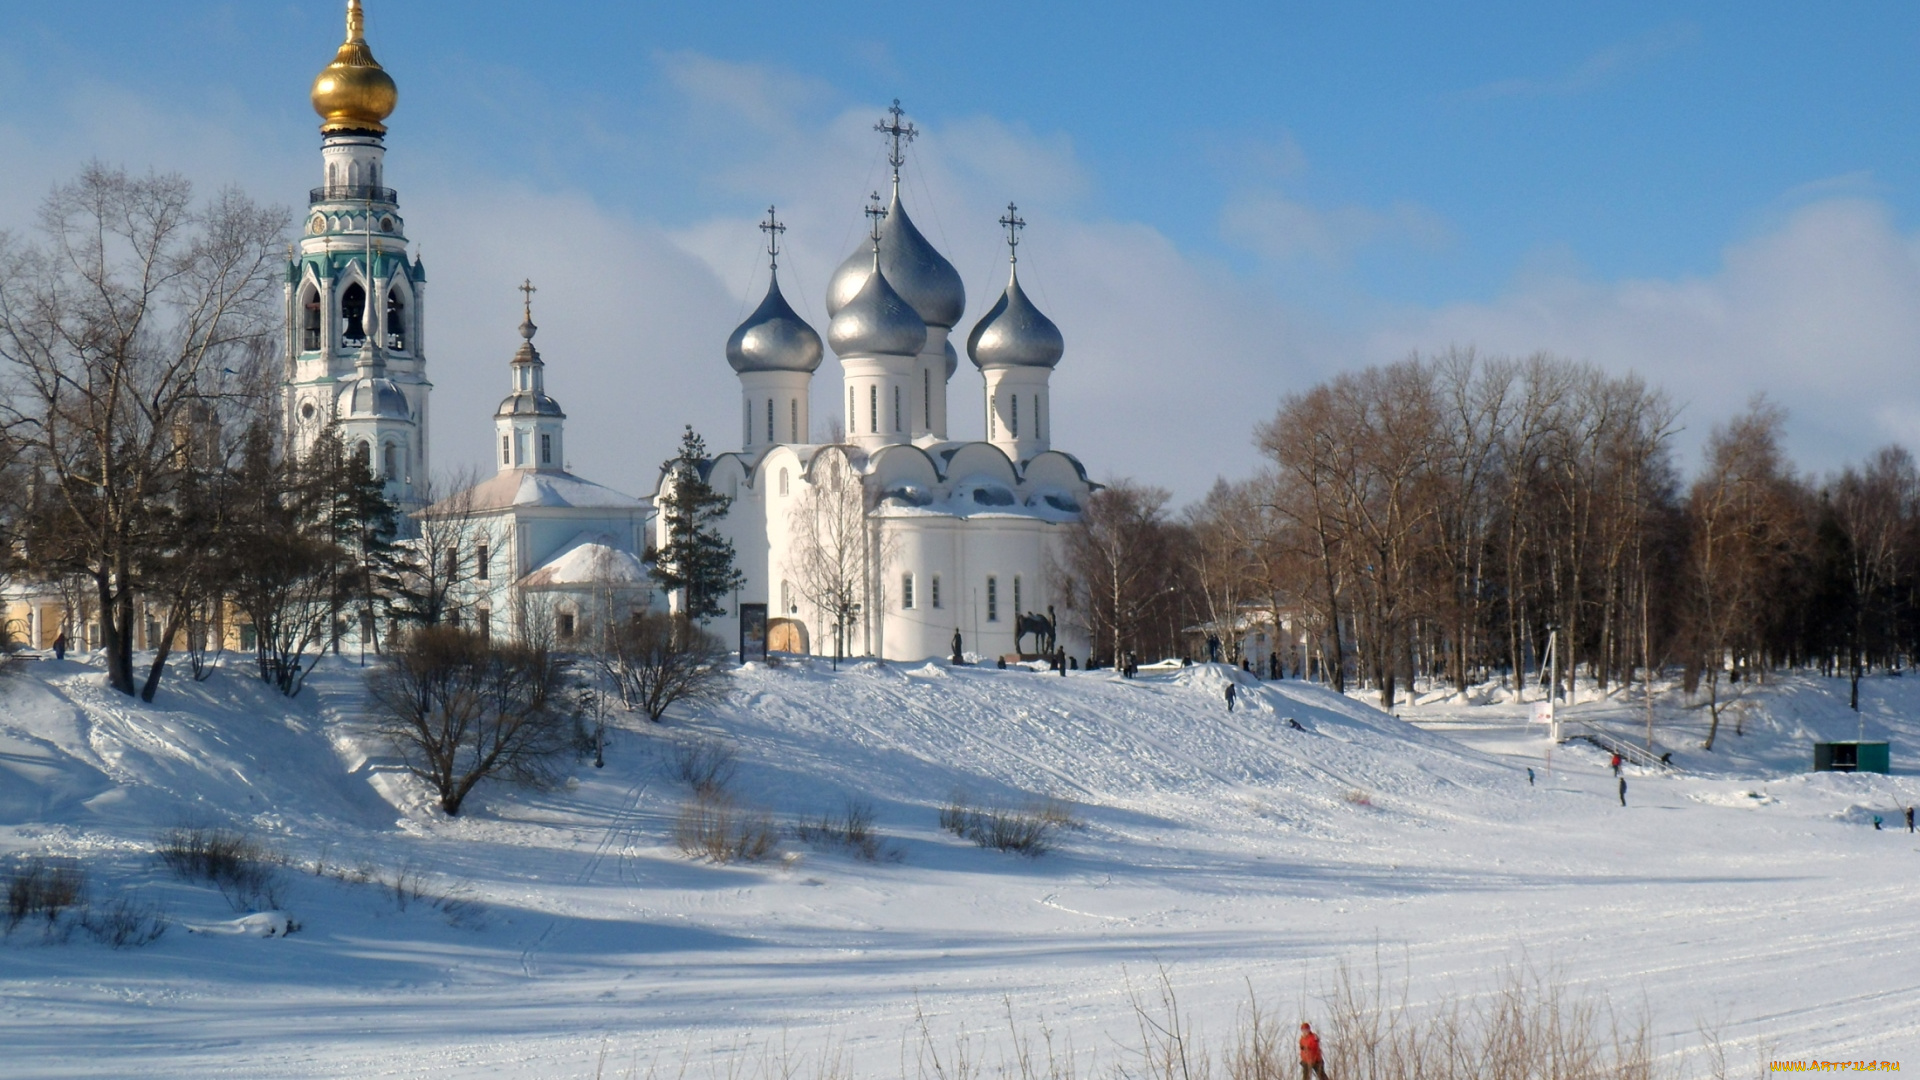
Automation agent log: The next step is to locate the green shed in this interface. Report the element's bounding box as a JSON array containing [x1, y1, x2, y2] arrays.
[[1813, 741, 1891, 774]]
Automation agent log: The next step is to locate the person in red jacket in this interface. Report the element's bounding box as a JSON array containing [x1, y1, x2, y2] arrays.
[[1298, 1022, 1327, 1079]]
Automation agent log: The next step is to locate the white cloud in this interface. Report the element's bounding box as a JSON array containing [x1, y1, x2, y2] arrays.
[[1221, 190, 1452, 265], [1369, 198, 1920, 474], [1461, 22, 1699, 101]]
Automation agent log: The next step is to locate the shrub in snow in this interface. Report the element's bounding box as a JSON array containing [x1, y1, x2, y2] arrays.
[[81, 894, 168, 948], [675, 789, 778, 864], [670, 737, 739, 795], [940, 791, 1079, 856], [369, 626, 575, 816], [794, 799, 898, 862], [157, 825, 286, 912], [5, 857, 86, 936], [593, 611, 733, 723]]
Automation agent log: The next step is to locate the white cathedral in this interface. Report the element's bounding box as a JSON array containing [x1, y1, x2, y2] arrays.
[[286, 1, 1095, 663]]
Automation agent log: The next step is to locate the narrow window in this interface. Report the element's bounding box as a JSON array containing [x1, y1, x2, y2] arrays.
[[341, 282, 367, 345], [383, 442, 397, 478], [477, 543, 490, 582], [902, 573, 915, 610], [849, 388, 855, 432], [779, 468, 789, 496], [893, 385, 902, 432], [515, 432, 527, 465], [931, 574, 942, 609], [540, 432, 552, 465], [767, 398, 775, 443], [446, 547, 459, 584], [301, 286, 322, 351], [477, 608, 491, 643], [781, 580, 793, 613], [744, 399, 751, 445], [868, 385, 878, 434], [923, 368, 931, 429], [1035, 395, 1042, 440], [358, 441, 373, 471], [386, 287, 407, 351], [1011, 394, 1019, 439], [989, 395, 997, 437], [501, 434, 510, 466], [986, 576, 999, 622], [1013, 576, 1022, 616], [556, 612, 575, 641], [790, 399, 799, 443]]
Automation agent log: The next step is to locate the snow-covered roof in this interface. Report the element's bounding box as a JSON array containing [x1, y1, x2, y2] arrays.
[[519, 533, 651, 589], [425, 469, 645, 516]]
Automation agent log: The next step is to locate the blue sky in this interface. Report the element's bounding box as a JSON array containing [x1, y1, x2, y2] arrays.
[[3, 2, 1919, 497]]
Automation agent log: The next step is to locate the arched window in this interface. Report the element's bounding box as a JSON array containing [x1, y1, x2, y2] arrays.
[[779, 468, 789, 496], [357, 441, 373, 471], [501, 434, 510, 466], [386, 287, 407, 351], [383, 442, 397, 478], [790, 399, 799, 443], [540, 432, 552, 465], [767, 398, 775, 443], [301, 286, 322, 351], [341, 282, 367, 345]]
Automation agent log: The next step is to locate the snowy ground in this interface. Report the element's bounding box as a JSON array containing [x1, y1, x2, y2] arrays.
[[1, 652, 1916, 1077]]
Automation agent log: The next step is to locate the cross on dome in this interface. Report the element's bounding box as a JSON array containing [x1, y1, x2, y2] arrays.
[[864, 192, 888, 253], [999, 202, 1025, 264], [875, 100, 918, 188], [759, 206, 786, 272], [518, 278, 538, 339]]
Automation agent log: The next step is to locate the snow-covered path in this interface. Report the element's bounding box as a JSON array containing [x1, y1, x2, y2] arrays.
[[2, 657, 1916, 1076]]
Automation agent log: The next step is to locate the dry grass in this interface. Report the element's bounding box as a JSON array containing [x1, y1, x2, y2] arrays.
[[671, 738, 739, 795], [795, 799, 900, 863], [157, 825, 286, 912], [940, 791, 1080, 856], [676, 788, 779, 864], [5, 856, 86, 936], [575, 961, 1758, 1080]]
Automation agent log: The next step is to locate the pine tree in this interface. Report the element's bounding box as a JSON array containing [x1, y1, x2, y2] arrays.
[[652, 426, 745, 624]]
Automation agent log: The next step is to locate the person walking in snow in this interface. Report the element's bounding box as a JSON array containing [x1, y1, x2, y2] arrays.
[[1609, 752, 1622, 777], [1527, 767, 1535, 786], [1907, 806, 1914, 833], [52, 632, 67, 660], [1297, 1022, 1328, 1080], [1225, 682, 1237, 712], [1618, 777, 1627, 806]]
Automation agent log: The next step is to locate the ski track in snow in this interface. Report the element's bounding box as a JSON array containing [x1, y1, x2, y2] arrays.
[[2, 656, 1918, 1076]]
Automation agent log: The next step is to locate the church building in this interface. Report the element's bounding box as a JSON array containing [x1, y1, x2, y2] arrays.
[[654, 106, 1096, 663]]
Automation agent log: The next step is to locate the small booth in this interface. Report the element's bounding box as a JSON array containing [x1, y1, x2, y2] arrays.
[[1813, 741, 1890, 774]]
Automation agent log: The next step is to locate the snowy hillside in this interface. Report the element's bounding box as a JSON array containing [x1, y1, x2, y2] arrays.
[[2, 655, 1917, 1076]]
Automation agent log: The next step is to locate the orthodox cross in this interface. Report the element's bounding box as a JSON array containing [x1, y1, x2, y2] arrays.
[[875, 99, 918, 186], [519, 278, 537, 321], [999, 202, 1025, 264], [759, 206, 786, 273], [865, 192, 888, 253]]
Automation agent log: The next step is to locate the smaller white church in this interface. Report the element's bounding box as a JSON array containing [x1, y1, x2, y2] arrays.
[[424, 294, 652, 645]]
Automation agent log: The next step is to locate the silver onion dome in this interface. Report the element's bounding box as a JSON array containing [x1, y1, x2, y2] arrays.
[[967, 267, 1063, 369], [727, 273, 823, 373], [827, 190, 965, 330], [829, 258, 928, 358], [495, 317, 565, 418]]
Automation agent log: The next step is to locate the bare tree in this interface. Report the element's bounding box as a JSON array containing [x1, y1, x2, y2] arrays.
[[597, 610, 732, 722], [785, 448, 872, 667], [0, 165, 284, 696], [369, 625, 573, 816], [1055, 480, 1186, 666], [1825, 446, 1917, 710]]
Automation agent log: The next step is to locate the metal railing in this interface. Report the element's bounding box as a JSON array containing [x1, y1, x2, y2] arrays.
[[1563, 718, 1678, 772], [309, 185, 398, 206]]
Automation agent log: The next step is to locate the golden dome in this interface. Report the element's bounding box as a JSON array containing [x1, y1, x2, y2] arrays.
[[310, 0, 397, 134]]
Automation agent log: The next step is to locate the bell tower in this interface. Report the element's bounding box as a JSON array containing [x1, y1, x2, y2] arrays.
[[284, 0, 431, 509]]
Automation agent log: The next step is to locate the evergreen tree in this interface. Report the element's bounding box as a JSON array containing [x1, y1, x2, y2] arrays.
[[652, 426, 745, 624]]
